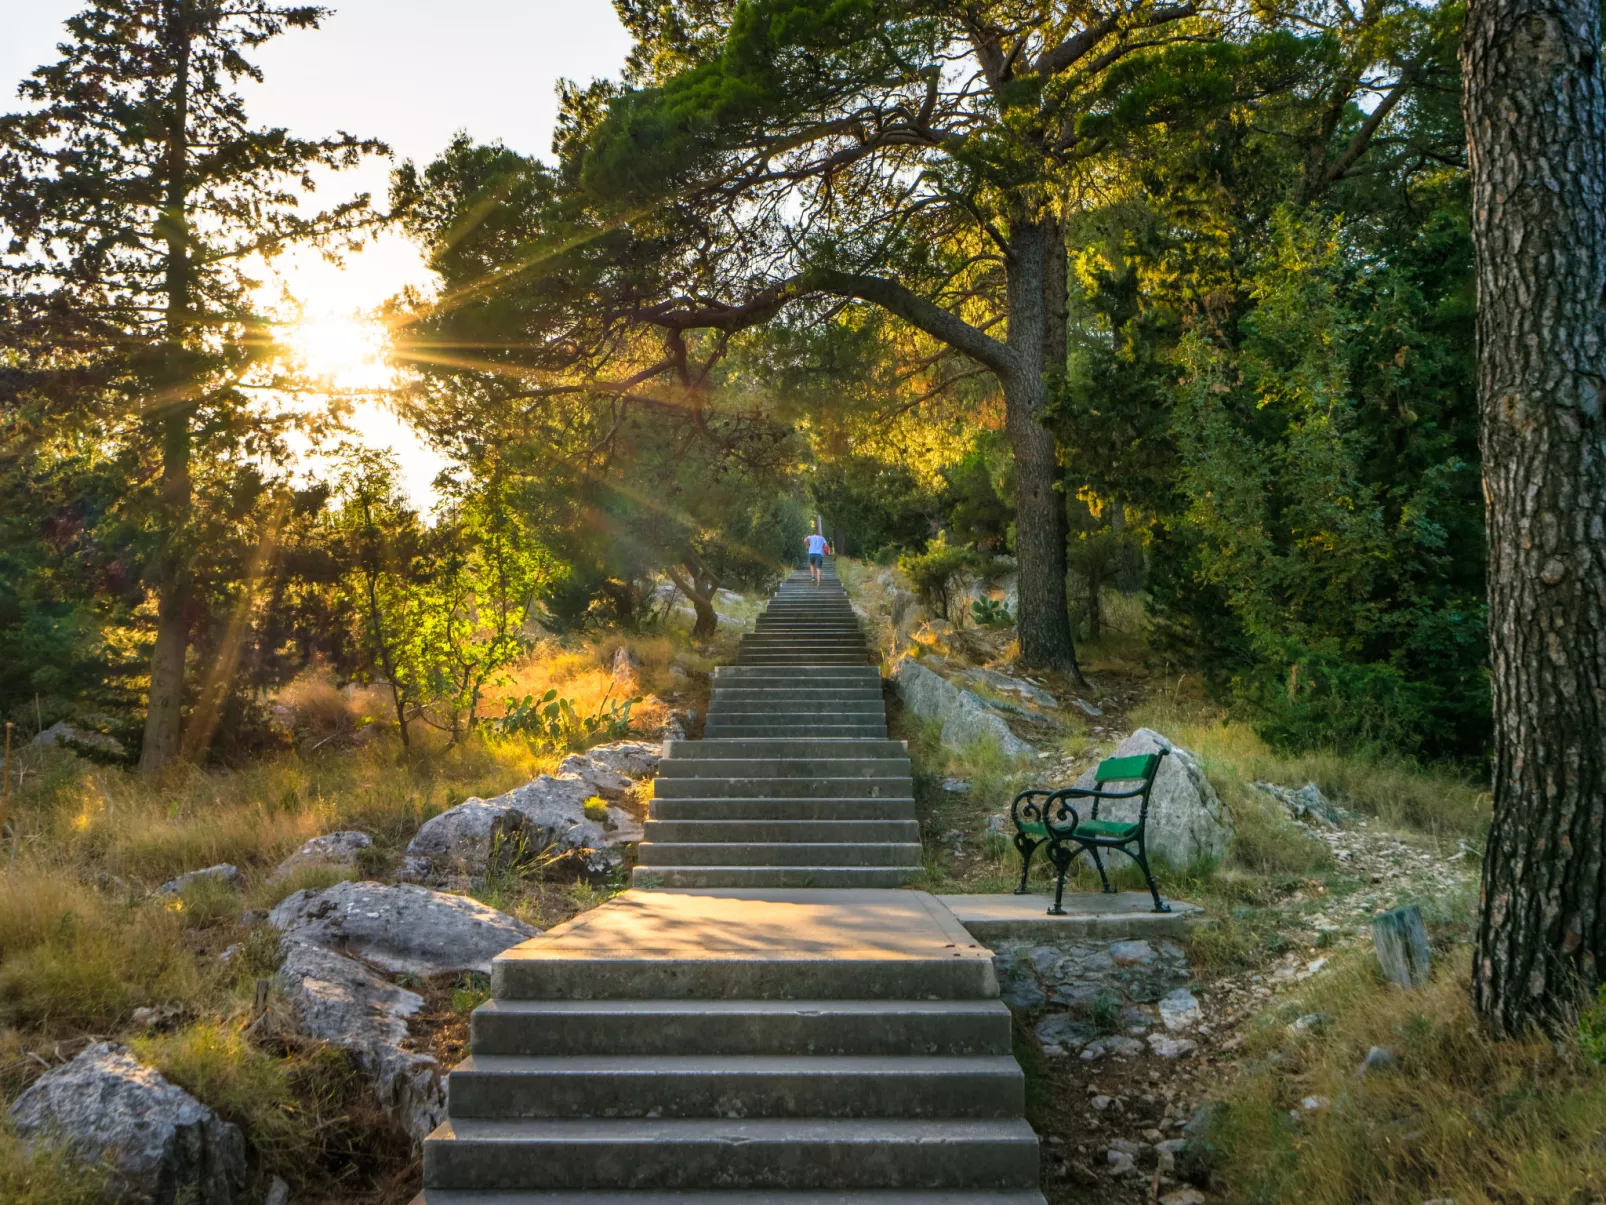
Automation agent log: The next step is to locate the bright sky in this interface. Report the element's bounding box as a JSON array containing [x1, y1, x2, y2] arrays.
[[0, 0, 633, 503]]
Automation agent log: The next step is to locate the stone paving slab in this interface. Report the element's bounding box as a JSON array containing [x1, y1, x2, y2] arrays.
[[936, 891, 1199, 941]]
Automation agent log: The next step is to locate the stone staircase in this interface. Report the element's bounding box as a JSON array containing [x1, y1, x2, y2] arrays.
[[413, 563, 1046, 1205], [633, 565, 922, 889]]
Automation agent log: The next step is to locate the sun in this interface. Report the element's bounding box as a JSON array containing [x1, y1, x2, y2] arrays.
[[287, 311, 393, 391]]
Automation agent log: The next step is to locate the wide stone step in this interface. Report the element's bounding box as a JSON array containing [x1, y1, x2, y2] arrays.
[[709, 688, 885, 700], [469, 999, 1014, 1057], [648, 798, 916, 822], [713, 666, 881, 679], [706, 699, 886, 714], [637, 842, 924, 868], [654, 778, 910, 801], [659, 758, 911, 779], [644, 819, 921, 845], [736, 657, 873, 665], [702, 724, 888, 738], [415, 1189, 1048, 1204], [631, 866, 922, 889], [423, 1118, 1040, 1192], [446, 1054, 1025, 1120], [665, 738, 906, 758]]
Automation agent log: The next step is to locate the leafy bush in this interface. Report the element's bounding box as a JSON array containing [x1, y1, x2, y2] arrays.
[[899, 534, 987, 622], [970, 597, 1012, 628], [494, 687, 640, 747]]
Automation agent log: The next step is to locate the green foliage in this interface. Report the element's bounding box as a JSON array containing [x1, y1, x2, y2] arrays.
[[899, 534, 991, 623], [814, 455, 939, 559], [1579, 985, 1606, 1063], [971, 597, 1013, 628], [493, 688, 640, 749]]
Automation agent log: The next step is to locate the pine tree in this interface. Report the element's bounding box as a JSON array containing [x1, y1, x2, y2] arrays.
[[0, 1, 384, 770]]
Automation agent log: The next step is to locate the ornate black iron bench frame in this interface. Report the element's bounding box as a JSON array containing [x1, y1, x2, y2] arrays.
[[1008, 749, 1172, 916]]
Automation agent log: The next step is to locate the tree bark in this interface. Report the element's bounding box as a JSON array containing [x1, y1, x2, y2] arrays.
[[1463, 0, 1606, 1035], [1004, 217, 1085, 682], [667, 563, 720, 640], [140, 0, 194, 774]]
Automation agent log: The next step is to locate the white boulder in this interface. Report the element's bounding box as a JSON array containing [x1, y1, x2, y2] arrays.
[[268, 881, 536, 976], [891, 658, 1035, 760], [155, 864, 245, 896], [271, 831, 372, 880], [402, 799, 531, 885], [9, 1043, 246, 1204], [557, 740, 663, 799], [1074, 728, 1232, 869], [275, 940, 444, 1141]]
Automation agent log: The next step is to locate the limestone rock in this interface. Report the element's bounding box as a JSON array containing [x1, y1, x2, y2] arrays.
[[557, 740, 663, 799], [1074, 728, 1232, 869], [9, 1043, 246, 1204], [611, 645, 640, 686], [402, 800, 531, 886], [1079, 1035, 1144, 1061], [275, 940, 444, 1141], [962, 666, 1058, 709], [891, 658, 1035, 760], [272, 831, 372, 880], [1147, 1032, 1197, 1059], [32, 720, 126, 758], [1158, 988, 1202, 1032], [1255, 780, 1340, 827], [155, 864, 245, 896], [268, 881, 536, 976]]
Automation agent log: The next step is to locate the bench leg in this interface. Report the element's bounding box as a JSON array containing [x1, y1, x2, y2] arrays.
[[1045, 841, 1081, 916], [1132, 840, 1170, 913], [1089, 846, 1114, 893], [1012, 835, 1039, 895]]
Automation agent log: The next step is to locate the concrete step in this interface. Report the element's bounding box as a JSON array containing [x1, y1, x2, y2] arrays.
[[423, 1118, 1040, 1192], [702, 724, 888, 738], [415, 1190, 1048, 1204], [664, 739, 906, 758], [644, 819, 922, 845], [653, 777, 911, 800], [705, 699, 886, 714], [469, 999, 1014, 1057], [491, 922, 986, 1002], [658, 758, 911, 779], [648, 798, 916, 822], [713, 666, 881, 679], [446, 1054, 1025, 1120], [709, 694, 886, 703], [637, 842, 924, 868], [631, 866, 922, 889]]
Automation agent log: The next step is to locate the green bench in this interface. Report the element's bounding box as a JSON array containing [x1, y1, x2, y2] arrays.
[[1008, 750, 1171, 915]]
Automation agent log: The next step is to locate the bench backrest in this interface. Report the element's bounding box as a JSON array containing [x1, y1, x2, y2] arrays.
[[1091, 750, 1167, 825]]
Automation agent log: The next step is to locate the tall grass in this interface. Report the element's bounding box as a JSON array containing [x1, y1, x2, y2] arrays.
[[1207, 950, 1606, 1205], [1131, 695, 1490, 840]]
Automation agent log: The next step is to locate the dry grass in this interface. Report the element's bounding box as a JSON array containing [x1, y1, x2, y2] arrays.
[[1207, 949, 1606, 1205], [1131, 692, 1490, 841]]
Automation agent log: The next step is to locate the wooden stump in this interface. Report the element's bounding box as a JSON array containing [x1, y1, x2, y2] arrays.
[[1373, 905, 1432, 988]]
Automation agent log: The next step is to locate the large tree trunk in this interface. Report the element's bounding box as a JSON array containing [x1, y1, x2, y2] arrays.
[[140, 0, 194, 774], [1463, 0, 1606, 1036], [1005, 217, 1085, 682]]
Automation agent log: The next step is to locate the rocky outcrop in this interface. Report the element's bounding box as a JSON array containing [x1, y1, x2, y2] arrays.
[[557, 740, 663, 799], [961, 666, 1058, 710], [32, 720, 126, 758], [274, 940, 444, 1141], [9, 1043, 246, 1204], [401, 799, 532, 885], [1074, 728, 1232, 869], [271, 831, 372, 880], [891, 658, 1035, 759], [155, 864, 245, 896], [268, 881, 536, 976], [404, 745, 660, 884]]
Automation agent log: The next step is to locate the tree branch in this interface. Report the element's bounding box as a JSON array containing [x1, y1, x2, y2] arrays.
[[810, 270, 1019, 377]]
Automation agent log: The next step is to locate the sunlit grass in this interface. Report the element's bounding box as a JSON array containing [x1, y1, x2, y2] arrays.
[[1207, 948, 1606, 1205]]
